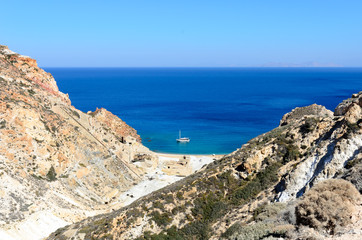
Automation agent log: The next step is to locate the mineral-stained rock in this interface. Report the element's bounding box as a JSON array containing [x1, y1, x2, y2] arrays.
[[46, 92, 361, 240], [2, 45, 361, 240], [89, 107, 141, 143], [0, 45, 157, 239]]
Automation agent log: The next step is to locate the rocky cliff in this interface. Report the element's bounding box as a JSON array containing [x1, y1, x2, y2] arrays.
[[47, 92, 361, 240], [0, 45, 158, 240]]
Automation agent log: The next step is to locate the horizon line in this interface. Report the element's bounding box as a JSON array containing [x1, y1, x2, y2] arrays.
[[41, 66, 362, 69]]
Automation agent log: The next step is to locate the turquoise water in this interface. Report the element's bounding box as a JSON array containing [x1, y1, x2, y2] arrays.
[[46, 68, 362, 154]]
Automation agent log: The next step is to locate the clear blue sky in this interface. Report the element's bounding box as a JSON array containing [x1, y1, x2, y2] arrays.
[[1, 0, 362, 67]]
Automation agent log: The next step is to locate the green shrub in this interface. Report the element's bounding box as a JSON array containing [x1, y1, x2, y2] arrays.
[[163, 194, 174, 204], [151, 211, 172, 227], [0, 119, 6, 129], [176, 191, 184, 200], [181, 221, 210, 239], [232, 162, 281, 203], [300, 118, 318, 134], [221, 222, 244, 239], [165, 226, 185, 240], [152, 201, 165, 211], [344, 157, 361, 169], [191, 192, 226, 222], [46, 166, 57, 181], [345, 121, 360, 135], [283, 144, 300, 163], [28, 89, 35, 96], [72, 110, 81, 119]]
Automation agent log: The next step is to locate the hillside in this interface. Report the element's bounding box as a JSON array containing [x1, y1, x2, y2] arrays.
[[48, 92, 361, 239], [0, 45, 160, 239]]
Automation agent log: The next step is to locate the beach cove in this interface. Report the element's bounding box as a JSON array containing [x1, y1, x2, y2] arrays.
[[49, 67, 362, 154]]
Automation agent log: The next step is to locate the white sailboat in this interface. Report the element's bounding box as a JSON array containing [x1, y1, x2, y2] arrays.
[[176, 130, 190, 143]]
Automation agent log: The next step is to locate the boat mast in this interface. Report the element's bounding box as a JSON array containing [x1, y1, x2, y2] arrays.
[[179, 130, 181, 139]]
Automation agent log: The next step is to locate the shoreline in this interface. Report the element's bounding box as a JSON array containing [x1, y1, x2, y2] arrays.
[[115, 152, 220, 208], [155, 152, 226, 159]]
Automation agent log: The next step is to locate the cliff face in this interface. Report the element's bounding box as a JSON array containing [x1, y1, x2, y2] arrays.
[[47, 92, 361, 240], [0, 45, 157, 239]]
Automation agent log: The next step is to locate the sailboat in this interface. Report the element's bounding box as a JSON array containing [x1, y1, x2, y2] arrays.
[[176, 130, 190, 143]]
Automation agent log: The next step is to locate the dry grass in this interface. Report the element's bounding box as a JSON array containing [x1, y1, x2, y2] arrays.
[[296, 179, 361, 234]]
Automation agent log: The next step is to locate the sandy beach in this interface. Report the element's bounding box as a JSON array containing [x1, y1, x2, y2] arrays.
[[114, 152, 223, 208], [0, 152, 223, 240]]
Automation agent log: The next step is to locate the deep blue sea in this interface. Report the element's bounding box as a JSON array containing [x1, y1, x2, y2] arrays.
[[45, 68, 362, 154]]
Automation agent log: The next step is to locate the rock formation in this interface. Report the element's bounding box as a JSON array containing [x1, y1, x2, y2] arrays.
[[47, 92, 361, 240], [1, 45, 361, 240], [0, 45, 158, 240]]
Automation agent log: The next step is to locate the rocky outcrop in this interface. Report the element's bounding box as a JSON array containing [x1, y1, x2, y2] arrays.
[[47, 92, 361, 240], [89, 108, 141, 143], [279, 103, 333, 126], [0, 45, 158, 240], [335, 91, 362, 124], [1, 45, 360, 240], [0, 45, 70, 105], [334, 91, 362, 116]]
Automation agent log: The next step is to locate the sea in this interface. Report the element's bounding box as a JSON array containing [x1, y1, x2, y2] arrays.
[[45, 68, 362, 155]]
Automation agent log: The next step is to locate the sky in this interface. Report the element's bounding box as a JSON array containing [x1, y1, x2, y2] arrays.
[[1, 0, 362, 67]]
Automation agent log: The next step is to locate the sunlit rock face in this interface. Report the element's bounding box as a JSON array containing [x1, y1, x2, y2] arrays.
[[46, 92, 361, 240], [1, 45, 361, 240], [0, 45, 157, 240]]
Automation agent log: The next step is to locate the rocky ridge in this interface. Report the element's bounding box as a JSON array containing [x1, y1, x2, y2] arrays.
[[47, 92, 362, 239], [0, 45, 159, 239]]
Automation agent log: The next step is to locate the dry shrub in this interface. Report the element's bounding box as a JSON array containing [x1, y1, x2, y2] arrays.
[[296, 179, 361, 234], [286, 225, 324, 240], [221, 221, 292, 240], [254, 202, 286, 222], [221, 222, 274, 240]]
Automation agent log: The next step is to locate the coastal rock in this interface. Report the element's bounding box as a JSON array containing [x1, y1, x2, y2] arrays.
[[338, 156, 362, 193], [0, 45, 216, 240], [0, 45, 159, 240], [89, 107, 141, 143], [46, 91, 361, 240], [0, 45, 70, 105], [2, 45, 361, 240], [280, 103, 333, 126], [334, 91, 362, 118]]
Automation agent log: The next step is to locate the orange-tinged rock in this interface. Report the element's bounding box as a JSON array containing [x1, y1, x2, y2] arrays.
[[0, 45, 156, 239], [19, 169, 27, 178], [5, 152, 14, 161], [76, 167, 91, 179], [68, 178, 77, 187], [91, 108, 141, 142], [57, 152, 67, 165], [38, 146, 48, 156], [39, 169, 46, 176]]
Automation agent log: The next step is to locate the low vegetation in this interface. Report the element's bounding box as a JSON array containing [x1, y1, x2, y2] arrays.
[[221, 222, 285, 240], [46, 165, 57, 181], [130, 124, 306, 239], [0, 119, 6, 129], [296, 179, 360, 234], [299, 117, 319, 134], [135, 159, 283, 239]]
